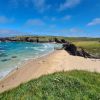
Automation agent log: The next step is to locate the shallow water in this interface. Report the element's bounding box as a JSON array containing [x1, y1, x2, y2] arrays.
[[0, 42, 62, 79]]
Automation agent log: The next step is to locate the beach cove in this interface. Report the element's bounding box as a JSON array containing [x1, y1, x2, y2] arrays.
[[0, 49, 100, 93], [0, 42, 62, 79]]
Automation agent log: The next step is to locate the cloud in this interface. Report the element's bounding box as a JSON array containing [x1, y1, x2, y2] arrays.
[[44, 27, 85, 36], [0, 16, 14, 24], [0, 29, 27, 37], [59, 0, 81, 11], [87, 18, 100, 26], [0, 29, 18, 34], [32, 0, 46, 12], [25, 19, 45, 26], [33, 0, 51, 12], [70, 28, 84, 33], [43, 15, 71, 22]]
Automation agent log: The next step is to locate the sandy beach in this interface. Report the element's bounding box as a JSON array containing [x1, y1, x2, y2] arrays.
[[0, 50, 100, 93]]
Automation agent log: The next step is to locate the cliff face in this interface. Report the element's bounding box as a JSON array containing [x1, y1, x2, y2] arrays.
[[62, 43, 97, 59]]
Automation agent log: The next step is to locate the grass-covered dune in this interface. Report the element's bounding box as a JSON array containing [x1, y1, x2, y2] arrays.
[[0, 70, 100, 100], [74, 41, 100, 58]]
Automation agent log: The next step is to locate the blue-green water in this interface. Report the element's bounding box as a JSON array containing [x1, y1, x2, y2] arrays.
[[0, 42, 62, 79]]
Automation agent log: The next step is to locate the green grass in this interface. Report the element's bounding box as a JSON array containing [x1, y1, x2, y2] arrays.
[[74, 41, 100, 57], [9, 36, 100, 42], [0, 70, 100, 100]]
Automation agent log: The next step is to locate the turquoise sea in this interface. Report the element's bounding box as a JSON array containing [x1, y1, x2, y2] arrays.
[[0, 42, 62, 79]]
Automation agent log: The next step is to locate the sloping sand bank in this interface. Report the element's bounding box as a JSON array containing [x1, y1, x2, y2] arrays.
[[0, 50, 100, 93]]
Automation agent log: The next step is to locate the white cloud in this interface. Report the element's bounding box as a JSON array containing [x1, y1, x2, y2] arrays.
[[59, 0, 81, 11], [25, 19, 45, 26], [45, 27, 85, 36], [70, 28, 84, 33], [43, 15, 71, 22], [87, 18, 100, 26], [0, 29, 27, 37], [63, 28, 88, 37], [0, 29, 18, 34], [0, 16, 14, 24]]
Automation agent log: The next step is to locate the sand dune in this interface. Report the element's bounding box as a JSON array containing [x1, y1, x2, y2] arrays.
[[0, 50, 100, 93]]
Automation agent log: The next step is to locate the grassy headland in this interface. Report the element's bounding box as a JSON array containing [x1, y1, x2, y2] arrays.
[[0, 70, 100, 100], [0, 36, 100, 57], [74, 41, 100, 57]]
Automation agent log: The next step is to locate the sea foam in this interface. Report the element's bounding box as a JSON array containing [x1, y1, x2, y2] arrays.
[[0, 42, 59, 80]]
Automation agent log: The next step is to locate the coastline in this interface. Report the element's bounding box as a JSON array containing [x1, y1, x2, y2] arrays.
[[0, 50, 100, 93], [0, 50, 58, 93], [0, 48, 55, 81], [0, 42, 56, 81]]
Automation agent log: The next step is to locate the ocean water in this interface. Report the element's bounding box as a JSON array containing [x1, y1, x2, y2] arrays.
[[0, 42, 62, 79]]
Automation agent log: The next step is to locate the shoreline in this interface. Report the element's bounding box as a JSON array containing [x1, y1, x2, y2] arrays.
[[0, 42, 57, 81], [0, 48, 55, 81], [0, 50, 59, 93], [0, 50, 100, 93]]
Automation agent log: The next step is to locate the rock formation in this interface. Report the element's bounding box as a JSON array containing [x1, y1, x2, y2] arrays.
[[62, 42, 94, 58]]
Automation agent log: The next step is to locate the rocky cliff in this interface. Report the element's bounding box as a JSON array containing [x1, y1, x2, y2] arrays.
[[62, 42, 97, 59]]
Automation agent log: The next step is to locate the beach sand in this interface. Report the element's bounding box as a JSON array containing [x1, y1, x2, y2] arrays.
[[0, 50, 100, 93]]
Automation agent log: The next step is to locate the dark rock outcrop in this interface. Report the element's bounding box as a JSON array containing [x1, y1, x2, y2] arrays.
[[54, 38, 69, 43], [63, 43, 77, 56], [61, 39, 66, 43], [63, 42, 93, 58], [54, 38, 62, 43]]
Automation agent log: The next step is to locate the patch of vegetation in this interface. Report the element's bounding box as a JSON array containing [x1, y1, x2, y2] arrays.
[[74, 41, 100, 57], [4, 35, 100, 42], [0, 70, 100, 100]]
